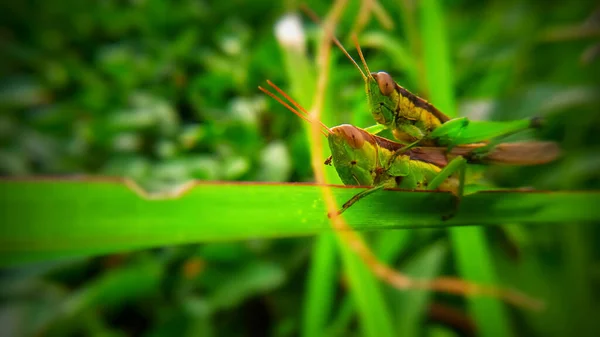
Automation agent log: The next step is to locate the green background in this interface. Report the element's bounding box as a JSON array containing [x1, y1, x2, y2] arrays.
[[1, 0, 599, 336]]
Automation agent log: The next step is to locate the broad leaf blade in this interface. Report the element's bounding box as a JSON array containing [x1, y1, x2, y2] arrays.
[[1, 178, 598, 266]]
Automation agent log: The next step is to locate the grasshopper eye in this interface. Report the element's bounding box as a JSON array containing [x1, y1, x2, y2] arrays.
[[373, 72, 395, 96], [337, 124, 366, 149]]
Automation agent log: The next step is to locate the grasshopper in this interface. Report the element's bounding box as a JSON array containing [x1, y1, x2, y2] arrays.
[[259, 80, 560, 217], [302, 7, 540, 154], [345, 38, 540, 150], [341, 36, 542, 152]]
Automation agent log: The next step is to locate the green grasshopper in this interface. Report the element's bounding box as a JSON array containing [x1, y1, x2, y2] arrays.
[[259, 80, 560, 216], [302, 7, 540, 153], [339, 36, 541, 150]]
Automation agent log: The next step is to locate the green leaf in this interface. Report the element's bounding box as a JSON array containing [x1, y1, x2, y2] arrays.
[[420, 0, 457, 117], [302, 233, 337, 337], [208, 261, 285, 311], [449, 228, 513, 337], [395, 241, 447, 336], [336, 235, 395, 337], [1, 178, 599, 267], [420, 1, 514, 335]]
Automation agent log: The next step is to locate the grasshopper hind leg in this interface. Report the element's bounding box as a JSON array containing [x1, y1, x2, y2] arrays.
[[427, 156, 467, 221], [427, 117, 469, 148], [441, 195, 461, 221]]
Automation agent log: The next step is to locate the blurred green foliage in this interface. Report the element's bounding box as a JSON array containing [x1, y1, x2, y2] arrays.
[[0, 0, 305, 191], [1, 0, 600, 336]]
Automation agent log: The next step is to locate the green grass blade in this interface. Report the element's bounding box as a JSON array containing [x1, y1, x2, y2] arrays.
[[395, 241, 447, 336], [1, 178, 599, 266], [420, 0, 456, 118], [373, 231, 410, 262], [323, 296, 354, 337], [296, 10, 397, 336], [277, 15, 397, 335], [302, 232, 337, 337], [450, 228, 513, 337], [317, 232, 412, 336], [275, 19, 341, 337], [336, 236, 395, 337], [276, 16, 393, 336], [275, 13, 315, 108], [560, 223, 594, 334], [420, 0, 512, 335]]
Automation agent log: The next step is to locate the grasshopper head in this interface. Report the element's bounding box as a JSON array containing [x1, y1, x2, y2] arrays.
[[328, 125, 378, 186], [339, 35, 396, 129], [259, 81, 378, 186], [367, 72, 397, 127]]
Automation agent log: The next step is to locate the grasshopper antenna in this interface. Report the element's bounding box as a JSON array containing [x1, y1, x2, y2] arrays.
[[300, 5, 368, 82], [265, 80, 332, 134], [259, 81, 331, 136], [352, 34, 372, 75]]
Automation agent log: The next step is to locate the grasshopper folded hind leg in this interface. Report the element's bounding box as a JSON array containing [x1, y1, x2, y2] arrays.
[[441, 196, 461, 221], [426, 156, 467, 221]]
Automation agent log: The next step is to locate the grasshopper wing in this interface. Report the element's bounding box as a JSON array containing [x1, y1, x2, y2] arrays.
[[475, 142, 561, 165], [448, 142, 561, 165], [407, 142, 561, 167], [405, 147, 453, 168]]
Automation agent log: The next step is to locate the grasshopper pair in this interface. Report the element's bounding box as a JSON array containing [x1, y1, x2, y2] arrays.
[[260, 21, 559, 217], [259, 80, 559, 218], [302, 6, 542, 153]]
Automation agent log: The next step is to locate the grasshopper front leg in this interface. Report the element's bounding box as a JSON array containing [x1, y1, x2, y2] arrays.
[[386, 138, 423, 168], [427, 156, 468, 221], [363, 124, 388, 135], [331, 183, 386, 217]]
